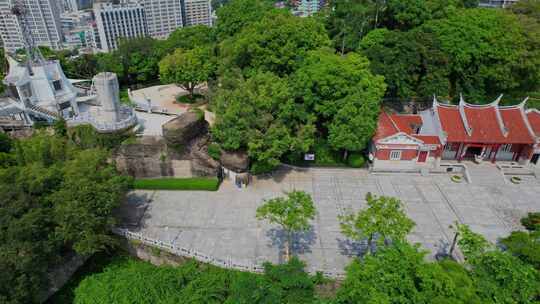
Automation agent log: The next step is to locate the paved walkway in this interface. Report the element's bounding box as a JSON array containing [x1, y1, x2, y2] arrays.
[[118, 167, 540, 275]]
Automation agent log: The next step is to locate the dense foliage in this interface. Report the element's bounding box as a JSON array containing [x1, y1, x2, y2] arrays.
[[0, 132, 130, 304], [71, 255, 317, 304]]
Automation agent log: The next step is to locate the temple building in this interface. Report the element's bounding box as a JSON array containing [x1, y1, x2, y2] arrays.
[[371, 96, 540, 170]]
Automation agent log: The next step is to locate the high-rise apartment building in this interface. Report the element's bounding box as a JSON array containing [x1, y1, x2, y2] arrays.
[[0, 0, 63, 53], [93, 0, 148, 51], [182, 0, 212, 26], [141, 0, 183, 39]]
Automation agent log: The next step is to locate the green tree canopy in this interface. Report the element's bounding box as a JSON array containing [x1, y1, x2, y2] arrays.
[[336, 242, 481, 304], [160, 25, 216, 55], [211, 72, 315, 173], [339, 194, 415, 254], [0, 132, 130, 303], [256, 190, 316, 261], [292, 48, 386, 154], [214, 0, 275, 40], [159, 47, 215, 99], [220, 10, 331, 77]]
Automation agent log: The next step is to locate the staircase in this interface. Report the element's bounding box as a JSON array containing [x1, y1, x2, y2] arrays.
[[26, 104, 59, 121]]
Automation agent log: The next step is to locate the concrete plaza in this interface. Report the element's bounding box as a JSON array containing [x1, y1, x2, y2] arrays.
[[118, 166, 540, 275]]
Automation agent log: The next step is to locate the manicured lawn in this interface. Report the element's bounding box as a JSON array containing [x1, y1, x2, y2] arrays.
[[133, 177, 220, 191]]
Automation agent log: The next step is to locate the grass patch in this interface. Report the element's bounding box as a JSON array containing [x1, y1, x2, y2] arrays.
[[133, 177, 220, 191]]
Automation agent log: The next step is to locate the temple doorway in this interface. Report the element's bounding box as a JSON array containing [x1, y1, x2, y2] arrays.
[[464, 146, 483, 159]]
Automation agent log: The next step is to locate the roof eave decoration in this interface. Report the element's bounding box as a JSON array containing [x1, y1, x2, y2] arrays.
[[458, 94, 473, 136], [492, 94, 509, 138], [432, 96, 447, 145], [520, 97, 536, 140]]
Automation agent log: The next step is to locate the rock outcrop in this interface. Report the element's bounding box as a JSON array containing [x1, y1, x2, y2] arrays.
[[114, 111, 220, 178], [162, 111, 207, 150], [114, 136, 173, 178], [221, 150, 249, 173]]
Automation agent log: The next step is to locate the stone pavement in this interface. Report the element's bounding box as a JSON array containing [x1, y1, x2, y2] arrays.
[[118, 166, 540, 275]]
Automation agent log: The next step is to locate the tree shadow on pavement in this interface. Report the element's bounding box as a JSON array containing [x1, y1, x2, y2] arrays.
[[266, 226, 317, 262], [337, 238, 368, 257]]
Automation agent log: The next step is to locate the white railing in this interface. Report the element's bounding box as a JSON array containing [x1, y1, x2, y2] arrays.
[[113, 227, 346, 279], [67, 107, 137, 132]]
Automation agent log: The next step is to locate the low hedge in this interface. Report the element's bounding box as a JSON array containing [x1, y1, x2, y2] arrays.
[[133, 177, 220, 191], [347, 153, 365, 168]]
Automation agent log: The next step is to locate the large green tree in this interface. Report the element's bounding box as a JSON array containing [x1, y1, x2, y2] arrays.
[[256, 190, 316, 261], [220, 10, 331, 77], [214, 0, 275, 40], [339, 194, 415, 254], [292, 48, 386, 156], [211, 72, 315, 173], [359, 28, 449, 99], [337, 242, 482, 304], [160, 25, 216, 55], [97, 37, 162, 86], [159, 47, 215, 99]]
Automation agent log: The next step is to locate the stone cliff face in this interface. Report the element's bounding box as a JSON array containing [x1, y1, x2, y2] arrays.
[[114, 112, 220, 178]]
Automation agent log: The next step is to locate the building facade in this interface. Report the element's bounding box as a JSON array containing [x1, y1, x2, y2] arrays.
[[371, 96, 540, 171], [291, 0, 323, 17], [93, 0, 148, 52], [141, 0, 183, 39], [479, 0, 518, 8], [0, 0, 63, 53], [182, 0, 212, 26]]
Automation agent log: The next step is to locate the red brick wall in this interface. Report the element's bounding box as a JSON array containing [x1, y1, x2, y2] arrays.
[[376, 149, 417, 160]]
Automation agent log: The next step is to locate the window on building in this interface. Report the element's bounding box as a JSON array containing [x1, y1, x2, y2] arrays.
[[53, 80, 62, 91], [444, 143, 453, 151], [390, 150, 402, 160], [501, 144, 512, 153]]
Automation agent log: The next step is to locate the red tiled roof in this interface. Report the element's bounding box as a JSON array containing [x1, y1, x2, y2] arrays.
[[526, 110, 540, 137], [413, 135, 440, 145], [391, 115, 422, 134], [436, 105, 468, 142], [464, 106, 506, 142], [374, 112, 440, 145], [373, 111, 399, 141], [436, 104, 534, 144], [500, 107, 535, 143]]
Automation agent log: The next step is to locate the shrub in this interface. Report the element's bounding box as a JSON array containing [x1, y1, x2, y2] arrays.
[[190, 107, 205, 121], [176, 93, 204, 104], [451, 175, 462, 183], [0, 132, 12, 153], [207, 143, 221, 160], [133, 177, 220, 191], [347, 153, 365, 168]]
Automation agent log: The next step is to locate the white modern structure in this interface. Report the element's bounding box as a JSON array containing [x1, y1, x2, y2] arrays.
[[479, 0, 518, 8], [141, 0, 183, 39], [182, 0, 212, 26], [93, 0, 148, 52], [0, 1, 136, 133], [0, 55, 137, 132], [0, 0, 63, 52]]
